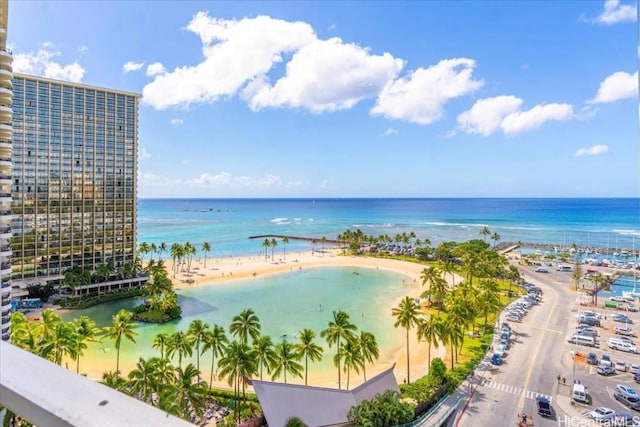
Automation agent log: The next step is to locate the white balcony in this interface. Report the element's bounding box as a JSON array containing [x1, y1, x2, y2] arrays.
[[0, 86, 10, 104], [0, 246, 10, 256], [0, 50, 11, 64], [0, 68, 12, 81], [0, 229, 10, 239], [0, 104, 10, 115], [0, 341, 193, 426], [1, 301, 9, 313]]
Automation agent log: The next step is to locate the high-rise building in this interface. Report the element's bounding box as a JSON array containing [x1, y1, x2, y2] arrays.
[[10, 74, 140, 299], [0, 0, 12, 341]]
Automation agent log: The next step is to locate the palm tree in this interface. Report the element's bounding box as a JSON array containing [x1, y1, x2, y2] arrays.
[[102, 309, 138, 374], [187, 319, 209, 381], [262, 239, 271, 262], [126, 357, 174, 405], [392, 296, 421, 383], [417, 315, 442, 367], [320, 310, 357, 389], [170, 243, 183, 278], [229, 308, 261, 345], [477, 279, 501, 330], [72, 315, 99, 374], [491, 232, 501, 249], [321, 236, 327, 256], [152, 332, 171, 359], [480, 226, 491, 242], [150, 243, 158, 261], [337, 338, 363, 390], [202, 241, 211, 268], [40, 321, 78, 366], [167, 330, 195, 369], [282, 236, 289, 260], [174, 363, 208, 420], [158, 242, 167, 261], [201, 324, 228, 392], [218, 341, 257, 422], [293, 329, 323, 385], [138, 241, 151, 260], [253, 335, 276, 381], [271, 340, 303, 384], [358, 331, 379, 382]]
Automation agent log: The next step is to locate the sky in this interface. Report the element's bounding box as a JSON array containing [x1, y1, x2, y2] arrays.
[[8, 0, 639, 198]]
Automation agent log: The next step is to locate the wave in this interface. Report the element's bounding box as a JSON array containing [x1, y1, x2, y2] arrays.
[[270, 217, 289, 223], [612, 229, 640, 236]]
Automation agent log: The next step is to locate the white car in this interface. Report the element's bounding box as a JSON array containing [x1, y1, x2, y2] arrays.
[[616, 361, 629, 372], [589, 407, 616, 422], [630, 364, 640, 375]]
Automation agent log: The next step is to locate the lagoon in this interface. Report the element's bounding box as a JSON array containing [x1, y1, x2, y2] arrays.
[[62, 266, 414, 387]]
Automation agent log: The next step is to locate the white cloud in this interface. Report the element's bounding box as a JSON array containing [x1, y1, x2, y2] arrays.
[[170, 118, 184, 125], [123, 61, 145, 73], [183, 172, 300, 188], [574, 144, 609, 157], [457, 96, 574, 136], [78, 45, 89, 55], [588, 0, 637, 24], [370, 58, 483, 125], [146, 62, 166, 77], [139, 147, 151, 160], [588, 70, 638, 104], [383, 127, 398, 136], [500, 103, 574, 135], [457, 96, 523, 136], [246, 37, 403, 112], [142, 13, 317, 109], [13, 43, 85, 82]]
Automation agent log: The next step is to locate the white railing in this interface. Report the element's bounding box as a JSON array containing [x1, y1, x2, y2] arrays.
[[0, 341, 192, 426]]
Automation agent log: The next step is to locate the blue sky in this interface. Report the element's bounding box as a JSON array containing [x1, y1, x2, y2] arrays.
[[9, 0, 639, 198]]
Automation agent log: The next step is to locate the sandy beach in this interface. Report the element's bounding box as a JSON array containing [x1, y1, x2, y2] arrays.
[[56, 248, 446, 391]]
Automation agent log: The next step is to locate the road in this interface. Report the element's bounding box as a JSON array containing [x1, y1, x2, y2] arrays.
[[456, 265, 577, 427]]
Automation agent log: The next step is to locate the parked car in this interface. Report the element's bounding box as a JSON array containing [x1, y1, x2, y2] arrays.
[[628, 304, 639, 312], [535, 267, 549, 273], [634, 372, 640, 384], [495, 343, 507, 358], [614, 314, 633, 324], [616, 361, 630, 372], [587, 352, 599, 365], [615, 413, 636, 426], [630, 364, 640, 375], [614, 392, 640, 411], [597, 365, 616, 376], [589, 407, 616, 422], [491, 353, 502, 365], [616, 327, 637, 337], [616, 385, 639, 398], [579, 316, 601, 327], [506, 314, 521, 322], [602, 354, 613, 366], [536, 396, 552, 417]]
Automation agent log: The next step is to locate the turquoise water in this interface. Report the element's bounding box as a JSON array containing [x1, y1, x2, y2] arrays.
[[138, 198, 640, 258], [63, 266, 413, 383]]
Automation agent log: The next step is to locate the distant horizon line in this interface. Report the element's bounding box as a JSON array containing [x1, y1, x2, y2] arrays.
[[138, 196, 639, 200]]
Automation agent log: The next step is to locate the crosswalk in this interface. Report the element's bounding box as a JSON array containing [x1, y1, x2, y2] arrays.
[[478, 378, 553, 402]]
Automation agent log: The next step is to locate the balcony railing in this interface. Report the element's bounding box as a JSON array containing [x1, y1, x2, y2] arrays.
[[0, 341, 193, 426]]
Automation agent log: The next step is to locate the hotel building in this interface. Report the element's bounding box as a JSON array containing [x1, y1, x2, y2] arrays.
[[0, 0, 10, 341], [10, 74, 140, 302]]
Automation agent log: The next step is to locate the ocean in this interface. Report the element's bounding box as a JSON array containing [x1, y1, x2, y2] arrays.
[[138, 198, 640, 258], [64, 198, 639, 382]]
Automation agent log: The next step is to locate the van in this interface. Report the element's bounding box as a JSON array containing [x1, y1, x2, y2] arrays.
[[572, 383, 588, 403], [568, 335, 596, 347], [609, 337, 628, 350]]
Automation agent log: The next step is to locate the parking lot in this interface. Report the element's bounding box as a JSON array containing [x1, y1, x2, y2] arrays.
[[566, 294, 640, 424]]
